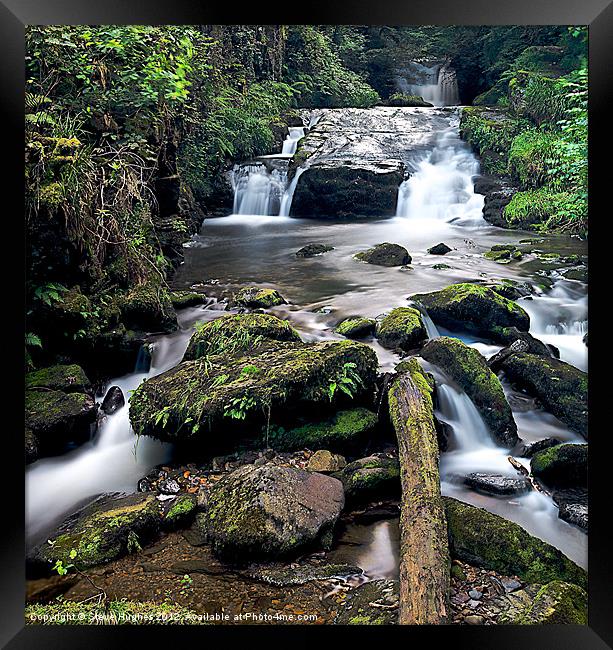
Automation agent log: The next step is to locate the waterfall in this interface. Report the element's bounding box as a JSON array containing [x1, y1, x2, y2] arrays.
[[395, 61, 459, 107], [396, 125, 484, 226], [279, 167, 306, 217], [282, 127, 305, 155], [231, 163, 287, 216]]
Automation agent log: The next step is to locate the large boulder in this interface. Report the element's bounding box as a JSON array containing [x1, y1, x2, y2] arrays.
[[335, 317, 377, 339], [355, 243, 411, 267], [411, 283, 529, 342], [530, 444, 587, 488], [270, 408, 378, 454], [25, 364, 91, 394], [500, 580, 588, 625], [499, 353, 588, 438], [233, 286, 286, 309], [421, 337, 518, 447], [183, 313, 301, 361], [130, 339, 378, 445], [443, 497, 587, 589], [334, 454, 401, 502], [376, 307, 427, 351], [29, 493, 160, 573], [204, 464, 345, 559]]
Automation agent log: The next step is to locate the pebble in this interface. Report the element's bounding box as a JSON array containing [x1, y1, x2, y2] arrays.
[[464, 615, 485, 625], [501, 578, 522, 593], [469, 589, 482, 600], [158, 478, 181, 494]]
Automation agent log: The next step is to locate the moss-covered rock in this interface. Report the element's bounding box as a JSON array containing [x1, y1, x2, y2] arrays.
[[443, 497, 587, 589], [296, 243, 334, 258], [169, 291, 208, 309], [335, 317, 376, 339], [204, 464, 344, 560], [499, 580, 587, 625], [306, 449, 346, 473], [119, 285, 177, 333], [130, 339, 378, 445], [162, 494, 197, 529], [484, 249, 511, 262], [25, 389, 97, 451], [387, 93, 433, 107], [530, 444, 587, 488], [421, 337, 518, 447], [354, 243, 411, 267], [334, 454, 401, 502], [29, 493, 160, 572], [411, 283, 530, 342], [233, 286, 286, 309], [270, 408, 379, 454], [183, 313, 301, 361], [375, 307, 427, 351], [334, 579, 399, 624], [25, 364, 91, 394], [500, 352, 587, 437]]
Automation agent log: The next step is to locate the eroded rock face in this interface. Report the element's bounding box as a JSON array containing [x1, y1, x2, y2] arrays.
[[204, 464, 345, 559]]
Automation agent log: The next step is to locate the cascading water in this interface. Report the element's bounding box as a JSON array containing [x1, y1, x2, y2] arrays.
[[396, 124, 485, 226], [395, 61, 460, 107], [279, 167, 306, 217], [231, 162, 288, 216], [281, 126, 305, 155]]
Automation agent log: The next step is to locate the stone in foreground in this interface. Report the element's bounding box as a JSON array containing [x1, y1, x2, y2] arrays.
[[335, 454, 401, 502], [233, 286, 286, 309], [296, 243, 334, 258], [376, 307, 427, 351], [530, 444, 587, 488], [25, 364, 91, 394], [335, 317, 377, 339], [355, 243, 411, 267], [499, 580, 587, 624], [204, 464, 344, 559], [464, 472, 531, 496]]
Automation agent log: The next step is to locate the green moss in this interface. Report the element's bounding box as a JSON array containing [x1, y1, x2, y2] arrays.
[[375, 307, 426, 351], [339, 455, 401, 500], [530, 444, 587, 487], [387, 93, 433, 107], [335, 317, 376, 339], [234, 286, 286, 308], [183, 313, 301, 361], [508, 130, 558, 188], [26, 364, 90, 393], [504, 187, 574, 229], [484, 250, 511, 262], [451, 564, 467, 581], [503, 580, 587, 625], [38, 182, 64, 209], [170, 291, 208, 309], [119, 285, 177, 332], [444, 497, 587, 589], [164, 494, 197, 528], [25, 390, 95, 437], [272, 408, 378, 453]]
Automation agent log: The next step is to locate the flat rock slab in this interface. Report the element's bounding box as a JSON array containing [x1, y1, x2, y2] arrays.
[[464, 472, 531, 496]]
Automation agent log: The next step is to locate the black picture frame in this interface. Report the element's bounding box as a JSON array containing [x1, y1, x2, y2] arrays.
[[2, 1, 611, 647]]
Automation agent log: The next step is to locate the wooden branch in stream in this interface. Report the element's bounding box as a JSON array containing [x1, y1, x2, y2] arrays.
[[508, 456, 549, 495], [388, 359, 450, 625]]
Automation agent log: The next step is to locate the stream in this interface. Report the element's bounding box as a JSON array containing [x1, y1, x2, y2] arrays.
[[26, 106, 587, 576]]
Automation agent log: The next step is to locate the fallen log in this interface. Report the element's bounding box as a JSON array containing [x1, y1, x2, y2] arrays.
[[508, 455, 548, 494], [388, 358, 450, 625]]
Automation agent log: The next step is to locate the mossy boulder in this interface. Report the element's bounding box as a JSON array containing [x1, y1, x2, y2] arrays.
[[29, 493, 160, 573], [427, 242, 452, 255], [335, 317, 377, 339], [421, 337, 518, 447], [411, 283, 530, 342], [354, 243, 411, 267], [119, 285, 177, 333], [375, 307, 427, 351], [530, 444, 587, 488], [170, 291, 208, 309], [334, 454, 401, 502], [162, 494, 197, 529], [204, 464, 344, 560], [183, 313, 301, 361], [270, 408, 379, 454], [388, 93, 433, 107], [499, 353, 587, 438], [233, 286, 286, 309], [500, 580, 587, 625], [296, 243, 334, 258], [130, 339, 378, 445], [25, 364, 91, 394], [306, 449, 347, 473], [25, 389, 97, 452], [443, 497, 587, 589], [334, 579, 399, 624]]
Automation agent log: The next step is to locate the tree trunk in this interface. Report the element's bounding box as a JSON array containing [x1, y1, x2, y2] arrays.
[[388, 358, 450, 624]]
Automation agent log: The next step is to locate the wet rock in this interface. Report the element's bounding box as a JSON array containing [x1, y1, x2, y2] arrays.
[[169, 291, 208, 309], [421, 337, 518, 447], [26, 364, 91, 394], [101, 385, 125, 415], [335, 317, 376, 339], [501, 578, 522, 593], [270, 408, 378, 454], [557, 500, 588, 532], [334, 579, 399, 624], [306, 450, 346, 473], [411, 283, 529, 342], [204, 464, 344, 559], [244, 562, 361, 586], [464, 473, 531, 496], [433, 263, 452, 270], [488, 279, 534, 301], [530, 444, 587, 488], [464, 614, 484, 625], [296, 243, 334, 258], [233, 286, 286, 309], [119, 285, 178, 333], [334, 454, 401, 502], [515, 437, 562, 458], [489, 327, 552, 358], [162, 494, 197, 529], [469, 589, 483, 600], [354, 243, 411, 267], [158, 478, 181, 495], [499, 580, 587, 624], [499, 353, 588, 438], [583, 332, 588, 347], [131, 338, 378, 445], [444, 496, 587, 589], [376, 307, 427, 351], [28, 493, 160, 573], [428, 242, 452, 255], [183, 313, 301, 361], [137, 478, 153, 493], [25, 428, 39, 465], [475, 176, 518, 228]]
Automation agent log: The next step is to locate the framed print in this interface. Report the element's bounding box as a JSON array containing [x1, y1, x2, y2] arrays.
[[2, 0, 611, 647]]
